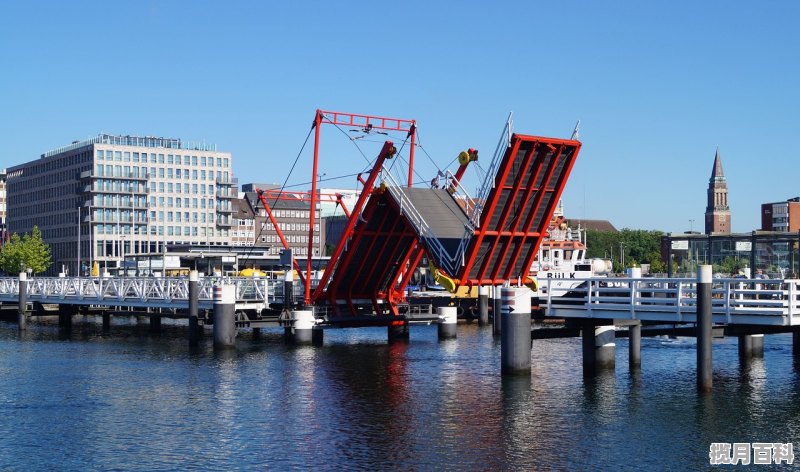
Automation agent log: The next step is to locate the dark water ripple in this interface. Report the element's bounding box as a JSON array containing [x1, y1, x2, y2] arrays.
[[1, 320, 799, 470]]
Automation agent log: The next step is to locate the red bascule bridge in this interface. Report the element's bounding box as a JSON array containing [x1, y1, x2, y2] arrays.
[[254, 109, 582, 329]]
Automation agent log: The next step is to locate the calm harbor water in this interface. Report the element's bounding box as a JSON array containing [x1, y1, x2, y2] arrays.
[[1, 319, 799, 470]]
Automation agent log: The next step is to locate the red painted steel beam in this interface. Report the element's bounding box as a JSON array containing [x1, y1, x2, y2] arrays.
[[489, 142, 538, 281], [255, 190, 307, 287], [319, 110, 416, 133], [312, 141, 396, 304], [503, 143, 563, 280], [459, 137, 524, 283], [305, 110, 324, 305], [518, 142, 581, 278]]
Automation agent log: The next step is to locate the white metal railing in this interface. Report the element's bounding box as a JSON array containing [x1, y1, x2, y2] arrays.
[[381, 169, 465, 276], [470, 112, 513, 228], [0, 276, 277, 308], [542, 277, 800, 325]]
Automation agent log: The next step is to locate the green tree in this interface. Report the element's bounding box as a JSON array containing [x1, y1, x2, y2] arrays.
[[0, 233, 24, 274], [584, 227, 665, 273], [0, 226, 52, 275]]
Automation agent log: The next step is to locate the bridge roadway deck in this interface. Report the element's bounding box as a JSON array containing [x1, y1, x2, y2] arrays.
[[0, 276, 276, 311], [542, 276, 800, 326]]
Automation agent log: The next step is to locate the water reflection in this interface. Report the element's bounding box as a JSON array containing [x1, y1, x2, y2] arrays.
[[5, 323, 800, 469]]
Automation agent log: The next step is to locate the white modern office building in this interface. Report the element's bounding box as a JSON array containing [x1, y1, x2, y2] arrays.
[[7, 134, 236, 275]]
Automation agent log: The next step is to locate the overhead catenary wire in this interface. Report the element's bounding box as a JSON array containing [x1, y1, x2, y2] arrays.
[[241, 123, 315, 268]]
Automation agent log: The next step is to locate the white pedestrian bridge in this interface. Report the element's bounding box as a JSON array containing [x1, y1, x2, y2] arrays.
[[0, 276, 279, 311], [542, 277, 800, 326]]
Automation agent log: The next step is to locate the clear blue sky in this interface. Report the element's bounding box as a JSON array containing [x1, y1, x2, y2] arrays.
[[2, 0, 798, 233]]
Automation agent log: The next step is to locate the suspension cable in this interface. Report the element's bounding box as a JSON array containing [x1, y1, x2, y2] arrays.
[[242, 123, 314, 268]]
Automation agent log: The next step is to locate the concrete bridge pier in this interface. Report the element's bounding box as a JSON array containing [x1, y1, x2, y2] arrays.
[[582, 321, 616, 375], [738, 334, 765, 359], [58, 305, 74, 332], [312, 326, 324, 346], [794, 331, 800, 357], [213, 284, 236, 349], [290, 309, 315, 345], [17, 272, 28, 331], [478, 286, 489, 327], [102, 311, 111, 331], [388, 322, 410, 342], [149, 315, 161, 333], [438, 306, 457, 340]]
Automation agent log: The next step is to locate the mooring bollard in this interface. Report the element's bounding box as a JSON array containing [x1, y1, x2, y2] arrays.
[[438, 306, 457, 340], [478, 286, 489, 326], [188, 270, 199, 347], [500, 287, 532, 375], [291, 308, 315, 345], [697, 264, 713, 393], [213, 283, 236, 349], [18, 272, 27, 331]]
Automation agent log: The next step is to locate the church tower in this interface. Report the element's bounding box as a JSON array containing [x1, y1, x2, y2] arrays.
[[705, 147, 731, 234]]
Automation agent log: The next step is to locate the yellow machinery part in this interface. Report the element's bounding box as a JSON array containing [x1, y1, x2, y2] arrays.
[[429, 260, 458, 293]]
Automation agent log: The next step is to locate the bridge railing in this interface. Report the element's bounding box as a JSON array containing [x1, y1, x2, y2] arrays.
[[0, 276, 277, 306], [544, 277, 800, 325], [470, 112, 512, 228], [381, 169, 464, 276]]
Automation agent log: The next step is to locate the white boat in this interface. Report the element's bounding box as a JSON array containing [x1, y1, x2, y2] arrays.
[[530, 216, 611, 297]]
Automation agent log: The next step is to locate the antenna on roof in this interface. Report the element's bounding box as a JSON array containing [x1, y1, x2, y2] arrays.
[[571, 120, 581, 140]]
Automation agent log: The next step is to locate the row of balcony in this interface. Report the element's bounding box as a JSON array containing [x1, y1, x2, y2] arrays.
[[81, 170, 149, 181], [86, 203, 149, 211], [83, 184, 149, 195], [80, 170, 238, 185]]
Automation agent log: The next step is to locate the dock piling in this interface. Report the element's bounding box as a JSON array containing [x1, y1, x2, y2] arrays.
[[478, 286, 489, 326], [17, 272, 27, 331], [492, 285, 503, 336], [291, 308, 315, 345], [213, 283, 236, 349], [629, 322, 641, 369], [188, 270, 199, 347], [500, 287, 532, 375], [697, 265, 713, 393], [437, 306, 457, 339], [388, 322, 410, 342], [582, 322, 616, 374], [739, 334, 765, 359]]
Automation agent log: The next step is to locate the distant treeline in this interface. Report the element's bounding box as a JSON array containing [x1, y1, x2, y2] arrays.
[[584, 228, 665, 274]]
